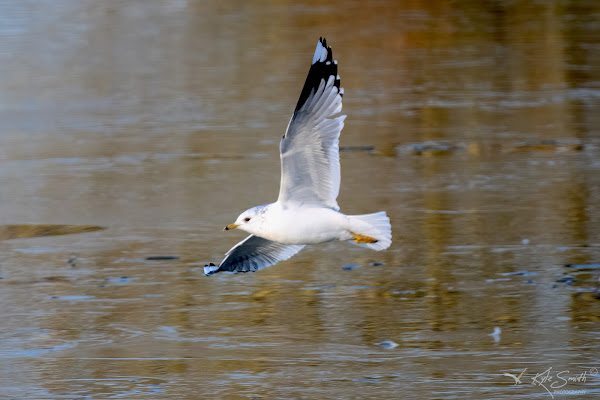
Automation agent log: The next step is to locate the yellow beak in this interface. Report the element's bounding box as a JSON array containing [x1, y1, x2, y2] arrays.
[[224, 224, 239, 231]]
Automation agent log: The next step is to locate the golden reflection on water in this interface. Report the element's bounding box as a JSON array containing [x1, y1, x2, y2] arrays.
[[0, 0, 599, 399], [0, 224, 105, 241]]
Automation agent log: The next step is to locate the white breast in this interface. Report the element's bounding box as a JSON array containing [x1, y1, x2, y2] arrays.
[[257, 203, 350, 245]]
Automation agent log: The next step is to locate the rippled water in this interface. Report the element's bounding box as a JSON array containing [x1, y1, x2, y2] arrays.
[[1, 1, 599, 399]]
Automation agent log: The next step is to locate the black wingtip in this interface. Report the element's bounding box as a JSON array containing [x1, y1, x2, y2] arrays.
[[204, 262, 220, 276], [294, 37, 342, 113]]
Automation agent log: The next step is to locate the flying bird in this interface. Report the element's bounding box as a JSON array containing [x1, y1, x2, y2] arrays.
[[205, 37, 391, 276]]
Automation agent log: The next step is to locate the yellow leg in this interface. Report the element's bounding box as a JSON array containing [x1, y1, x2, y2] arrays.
[[351, 232, 378, 243]]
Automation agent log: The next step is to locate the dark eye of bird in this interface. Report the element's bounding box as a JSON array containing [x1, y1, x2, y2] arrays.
[[244, 217, 251, 222]]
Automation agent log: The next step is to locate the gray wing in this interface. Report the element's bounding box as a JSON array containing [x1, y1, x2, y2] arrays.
[[204, 235, 305, 276], [277, 37, 346, 211]]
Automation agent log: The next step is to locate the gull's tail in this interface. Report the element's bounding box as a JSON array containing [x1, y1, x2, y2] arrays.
[[348, 211, 391, 251]]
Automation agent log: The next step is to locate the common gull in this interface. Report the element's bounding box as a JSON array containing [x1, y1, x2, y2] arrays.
[[205, 37, 391, 276]]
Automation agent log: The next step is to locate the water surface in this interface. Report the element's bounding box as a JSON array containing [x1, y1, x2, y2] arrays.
[[1, 1, 599, 399]]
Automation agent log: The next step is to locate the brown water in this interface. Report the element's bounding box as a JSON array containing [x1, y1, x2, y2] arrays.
[[1, 1, 600, 399]]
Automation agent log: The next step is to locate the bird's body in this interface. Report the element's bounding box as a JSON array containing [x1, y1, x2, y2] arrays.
[[205, 37, 392, 276], [239, 202, 351, 245]]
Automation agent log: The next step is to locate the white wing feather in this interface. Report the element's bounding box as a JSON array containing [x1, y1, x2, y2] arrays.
[[278, 38, 346, 211]]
